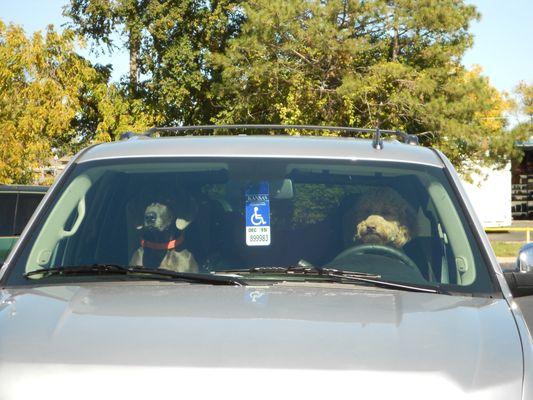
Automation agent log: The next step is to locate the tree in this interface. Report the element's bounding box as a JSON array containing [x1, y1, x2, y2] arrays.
[[71, 63, 156, 146], [510, 81, 533, 150], [515, 81, 533, 124], [0, 20, 150, 184], [0, 22, 92, 183], [64, 0, 244, 124], [64, 0, 145, 93], [212, 0, 515, 172], [64, 0, 520, 173]]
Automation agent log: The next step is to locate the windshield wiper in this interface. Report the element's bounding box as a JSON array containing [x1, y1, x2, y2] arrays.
[[323, 272, 447, 294], [24, 264, 246, 286], [215, 265, 380, 278], [215, 265, 446, 294]]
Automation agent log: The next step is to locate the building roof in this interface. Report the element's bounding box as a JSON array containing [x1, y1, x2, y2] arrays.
[[76, 135, 444, 167]]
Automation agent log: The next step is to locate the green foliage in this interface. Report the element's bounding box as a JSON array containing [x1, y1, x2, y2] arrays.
[[509, 82, 533, 161], [1, 1, 526, 183], [489, 241, 522, 258], [0, 22, 92, 183], [0, 20, 151, 183], [64, 0, 146, 92], [515, 81, 533, 119], [72, 71, 155, 145], [212, 0, 515, 173], [64, 0, 244, 124], [292, 184, 345, 225]]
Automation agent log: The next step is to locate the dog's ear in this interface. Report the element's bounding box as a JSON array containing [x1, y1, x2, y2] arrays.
[[176, 218, 191, 230], [394, 225, 411, 248]]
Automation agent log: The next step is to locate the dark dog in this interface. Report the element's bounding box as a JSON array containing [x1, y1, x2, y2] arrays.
[[130, 201, 198, 273]]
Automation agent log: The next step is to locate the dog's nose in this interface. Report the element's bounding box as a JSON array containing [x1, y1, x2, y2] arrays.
[[145, 212, 157, 225], [366, 225, 376, 233]]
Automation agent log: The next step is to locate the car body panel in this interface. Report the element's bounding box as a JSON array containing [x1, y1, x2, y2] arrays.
[[433, 149, 533, 398], [0, 135, 531, 399], [0, 283, 523, 399]]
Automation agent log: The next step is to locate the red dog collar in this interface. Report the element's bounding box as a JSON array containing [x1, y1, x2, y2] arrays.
[[141, 234, 184, 250]]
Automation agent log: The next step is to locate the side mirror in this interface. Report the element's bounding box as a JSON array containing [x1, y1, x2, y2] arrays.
[[517, 242, 533, 272], [504, 243, 533, 297]]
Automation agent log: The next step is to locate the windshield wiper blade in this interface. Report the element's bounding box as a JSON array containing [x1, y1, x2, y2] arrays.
[[215, 266, 445, 294], [323, 272, 446, 294], [215, 265, 381, 278], [24, 264, 131, 277], [24, 264, 246, 286]]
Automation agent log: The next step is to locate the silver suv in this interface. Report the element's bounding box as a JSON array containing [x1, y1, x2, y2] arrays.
[[1, 126, 532, 399]]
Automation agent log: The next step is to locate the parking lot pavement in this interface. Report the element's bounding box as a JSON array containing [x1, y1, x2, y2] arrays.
[[486, 220, 533, 243], [485, 221, 533, 270]]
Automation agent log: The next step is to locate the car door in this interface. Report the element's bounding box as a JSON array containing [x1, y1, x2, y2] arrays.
[[0, 191, 46, 263], [0, 193, 17, 262], [14, 192, 46, 235]]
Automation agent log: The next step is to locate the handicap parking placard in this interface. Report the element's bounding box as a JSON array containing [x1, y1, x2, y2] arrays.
[[245, 182, 271, 246]]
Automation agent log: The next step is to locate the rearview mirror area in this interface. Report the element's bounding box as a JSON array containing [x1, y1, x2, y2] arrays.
[[503, 244, 533, 298], [504, 271, 533, 298], [271, 179, 294, 199], [517, 242, 533, 273]]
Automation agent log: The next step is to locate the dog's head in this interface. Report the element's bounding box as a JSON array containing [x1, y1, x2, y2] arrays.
[[143, 202, 175, 233], [138, 192, 198, 242], [348, 188, 416, 249]]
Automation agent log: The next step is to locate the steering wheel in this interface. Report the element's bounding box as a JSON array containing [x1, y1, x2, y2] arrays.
[[332, 244, 419, 271]]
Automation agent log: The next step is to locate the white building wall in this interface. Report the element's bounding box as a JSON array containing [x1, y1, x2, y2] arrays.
[[461, 164, 512, 228]]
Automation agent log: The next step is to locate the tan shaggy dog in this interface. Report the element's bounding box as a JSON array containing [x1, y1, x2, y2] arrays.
[[343, 188, 417, 249]]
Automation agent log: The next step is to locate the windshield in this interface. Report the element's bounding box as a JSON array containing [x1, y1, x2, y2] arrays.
[[3, 158, 495, 294]]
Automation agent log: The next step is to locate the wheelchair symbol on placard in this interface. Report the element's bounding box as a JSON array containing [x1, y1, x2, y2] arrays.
[[250, 206, 266, 226]]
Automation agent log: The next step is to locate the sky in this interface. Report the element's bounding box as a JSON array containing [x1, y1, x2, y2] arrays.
[[1, 0, 532, 100]]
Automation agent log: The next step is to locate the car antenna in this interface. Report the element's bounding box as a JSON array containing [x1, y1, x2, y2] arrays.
[[372, 126, 383, 150]]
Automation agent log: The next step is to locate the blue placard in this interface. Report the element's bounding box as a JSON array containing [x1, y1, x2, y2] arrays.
[[245, 182, 271, 246]]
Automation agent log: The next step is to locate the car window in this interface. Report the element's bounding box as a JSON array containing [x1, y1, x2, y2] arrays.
[[4, 158, 495, 294], [14, 193, 45, 235], [0, 193, 17, 236]]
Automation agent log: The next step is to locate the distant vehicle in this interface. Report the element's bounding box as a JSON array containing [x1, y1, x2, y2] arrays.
[[462, 165, 512, 228], [1, 126, 533, 399], [0, 185, 47, 262]]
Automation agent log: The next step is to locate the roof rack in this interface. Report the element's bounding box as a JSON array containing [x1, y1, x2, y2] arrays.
[[120, 124, 419, 148]]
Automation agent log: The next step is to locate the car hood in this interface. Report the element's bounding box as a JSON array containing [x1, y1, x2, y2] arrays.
[[0, 282, 523, 399]]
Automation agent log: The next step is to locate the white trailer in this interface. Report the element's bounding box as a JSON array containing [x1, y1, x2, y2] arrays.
[[461, 164, 512, 228]]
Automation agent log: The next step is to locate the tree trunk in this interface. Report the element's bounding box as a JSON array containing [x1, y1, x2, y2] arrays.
[[392, 24, 399, 61], [388, 0, 399, 61], [129, 29, 140, 95]]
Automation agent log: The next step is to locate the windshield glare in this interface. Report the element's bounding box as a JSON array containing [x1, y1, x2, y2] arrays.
[[4, 158, 495, 294]]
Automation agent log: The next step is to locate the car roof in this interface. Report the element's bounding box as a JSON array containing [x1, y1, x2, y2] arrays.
[[76, 135, 444, 167], [0, 185, 48, 193]]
